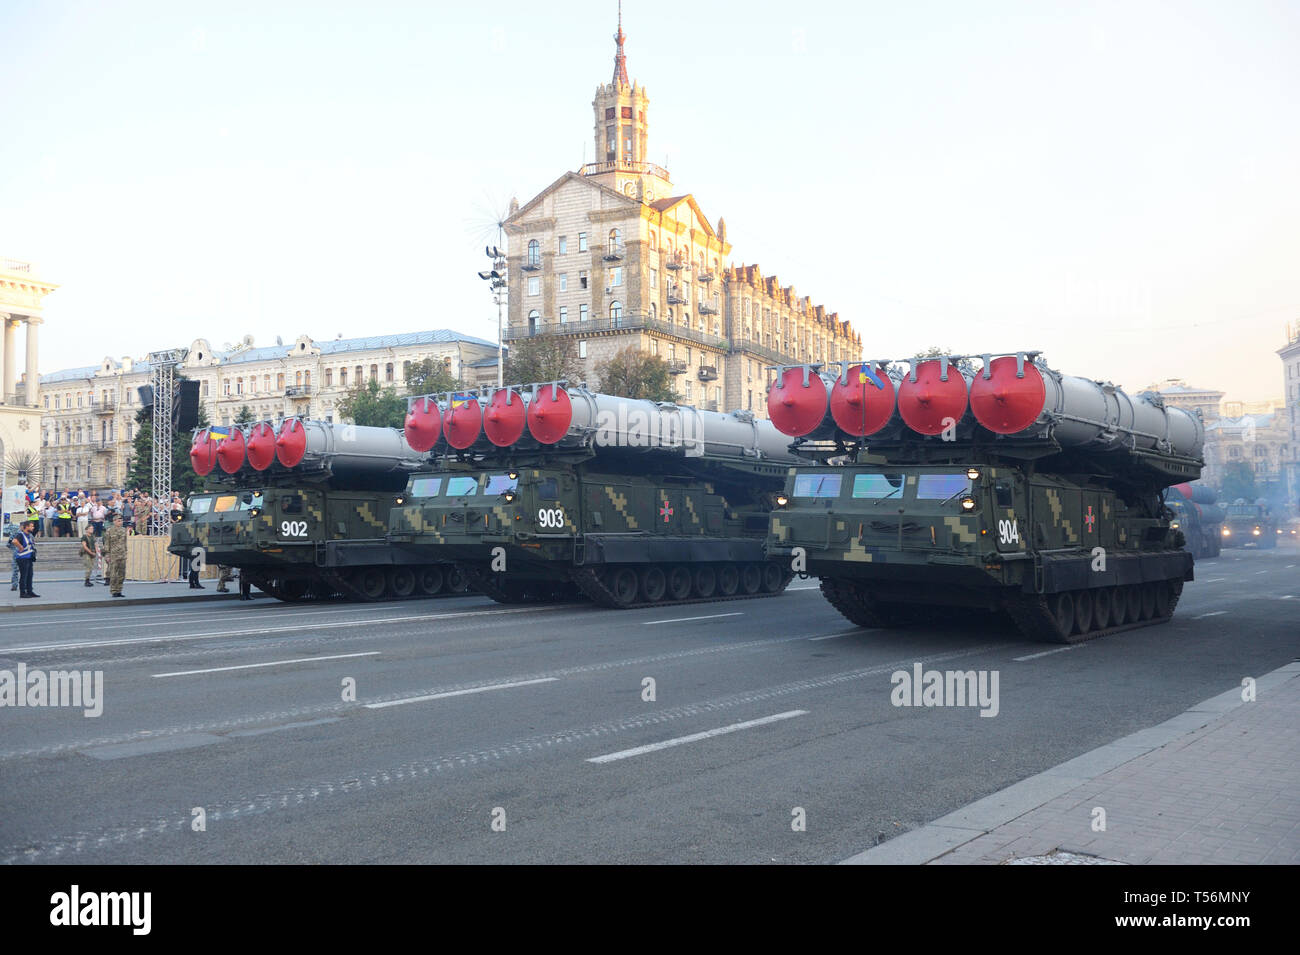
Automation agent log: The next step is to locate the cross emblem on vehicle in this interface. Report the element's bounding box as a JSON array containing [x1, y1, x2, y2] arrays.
[[1085, 505, 1096, 531], [660, 502, 673, 522]]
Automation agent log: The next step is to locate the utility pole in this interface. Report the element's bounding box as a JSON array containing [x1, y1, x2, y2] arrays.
[[478, 227, 508, 388]]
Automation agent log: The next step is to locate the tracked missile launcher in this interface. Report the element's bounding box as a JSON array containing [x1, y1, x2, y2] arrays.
[[168, 419, 469, 601], [1165, 482, 1223, 558], [764, 351, 1205, 643], [387, 384, 803, 607]]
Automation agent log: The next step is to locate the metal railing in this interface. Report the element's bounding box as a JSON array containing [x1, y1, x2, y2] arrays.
[[92, 396, 116, 411], [728, 339, 802, 367], [521, 255, 542, 271], [505, 313, 730, 350], [663, 253, 686, 270], [578, 159, 671, 181], [666, 359, 688, 374], [285, 385, 313, 397], [1, 258, 32, 273], [698, 365, 718, 381], [602, 242, 625, 261], [698, 300, 719, 315], [666, 285, 687, 305]]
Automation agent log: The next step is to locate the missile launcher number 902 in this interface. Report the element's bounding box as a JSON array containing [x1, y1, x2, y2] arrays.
[[764, 352, 1206, 643]]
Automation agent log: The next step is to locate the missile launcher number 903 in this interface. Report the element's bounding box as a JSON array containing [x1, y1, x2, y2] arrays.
[[764, 352, 1206, 643]]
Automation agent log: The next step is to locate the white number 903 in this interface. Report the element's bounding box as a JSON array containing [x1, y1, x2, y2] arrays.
[[280, 520, 308, 538], [536, 508, 565, 529]]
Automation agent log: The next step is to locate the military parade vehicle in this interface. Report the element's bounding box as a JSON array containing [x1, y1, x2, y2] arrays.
[[1221, 499, 1278, 548], [1164, 482, 1223, 558], [169, 419, 468, 601], [387, 384, 802, 607], [763, 351, 1204, 642]]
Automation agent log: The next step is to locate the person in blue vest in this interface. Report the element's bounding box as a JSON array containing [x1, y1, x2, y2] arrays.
[[14, 520, 38, 598]]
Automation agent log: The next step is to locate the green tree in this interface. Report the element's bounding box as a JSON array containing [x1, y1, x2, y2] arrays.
[[234, 404, 256, 426], [126, 401, 211, 496], [593, 346, 680, 401], [336, 378, 407, 428], [1220, 460, 1257, 502], [504, 336, 584, 386], [404, 357, 464, 396]]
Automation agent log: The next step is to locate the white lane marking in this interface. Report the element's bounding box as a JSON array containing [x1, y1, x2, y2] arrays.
[[787, 583, 822, 591], [1014, 645, 1086, 662], [363, 676, 558, 709], [808, 629, 879, 641], [1193, 611, 1229, 619], [642, 612, 744, 626], [3, 605, 566, 654], [1256, 571, 1268, 575], [153, 651, 379, 678], [588, 709, 808, 763], [1201, 578, 1226, 583], [1287, 564, 1296, 569], [91, 603, 420, 631], [1279, 595, 1296, 600]]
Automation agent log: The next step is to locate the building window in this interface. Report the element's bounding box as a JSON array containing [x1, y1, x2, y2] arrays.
[[559, 273, 567, 292], [385, 363, 394, 382], [223, 379, 230, 396], [369, 364, 378, 381], [578, 233, 588, 252], [649, 231, 656, 250], [559, 306, 568, 324], [277, 373, 285, 390], [528, 310, 540, 334], [559, 236, 567, 255], [127, 424, 133, 441], [579, 340, 587, 359], [295, 370, 303, 387], [650, 268, 657, 288], [650, 338, 658, 356], [236, 378, 243, 395], [43, 395, 49, 408], [355, 365, 363, 383], [325, 368, 333, 387], [77, 394, 83, 408], [685, 380, 692, 401], [340, 369, 348, 386], [528, 276, 540, 296], [610, 300, 623, 323], [527, 239, 540, 269], [649, 303, 656, 320], [579, 271, 588, 289], [579, 304, 589, 322], [610, 266, 623, 287], [263, 375, 270, 392]]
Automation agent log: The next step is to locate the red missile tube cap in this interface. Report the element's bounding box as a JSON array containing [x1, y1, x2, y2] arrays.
[[443, 396, 484, 450], [190, 430, 217, 476], [216, 428, 247, 474], [830, 364, 895, 437], [404, 397, 442, 452], [898, 359, 969, 436], [766, 366, 830, 437], [527, 385, 573, 445], [969, 356, 1047, 435], [484, 388, 527, 447], [276, 418, 308, 467], [245, 422, 277, 470], [1170, 483, 1194, 501]]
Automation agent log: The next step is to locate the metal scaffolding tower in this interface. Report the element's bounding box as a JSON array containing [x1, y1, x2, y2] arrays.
[[146, 348, 187, 535]]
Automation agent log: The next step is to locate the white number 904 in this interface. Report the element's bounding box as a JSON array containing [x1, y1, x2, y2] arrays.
[[537, 508, 565, 529], [280, 520, 308, 538]]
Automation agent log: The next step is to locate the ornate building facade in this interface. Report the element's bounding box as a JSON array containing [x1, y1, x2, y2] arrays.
[[0, 257, 52, 486], [36, 329, 499, 491], [503, 15, 860, 414], [1277, 322, 1300, 512]]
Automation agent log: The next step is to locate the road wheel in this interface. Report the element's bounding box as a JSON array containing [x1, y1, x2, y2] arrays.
[[1139, 583, 1157, 620], [359, 568, 388, 601], [1072, 589, 1093, 635], [446, 566, 467, 593], [693, 565, 717, 598], [717, 563, 740, 596], [416, 566, 444, 596], [666, 565, 692, 601], [1153, 580, 1172, 617], [1105, 586, 1126, 625], [761, 563, 785, 593], [1093, 587, 1114, 629], [1123, 585, 1142, 623], [278, 578, 310, 602], [740, 562, 762, 595], [639, 565, 666, 602], [1050, 591, 1074, 638], [608, 567, 639, 607], [390, 567, 416, 598]]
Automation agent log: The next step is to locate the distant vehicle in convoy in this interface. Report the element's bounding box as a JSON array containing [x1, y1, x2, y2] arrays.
[[169, 419, 468, 601], [764, 352, 1205, 643], [1220, 499, 1277, 548], [387, 384, 799, 607], [1165, 482, 1223, 558]]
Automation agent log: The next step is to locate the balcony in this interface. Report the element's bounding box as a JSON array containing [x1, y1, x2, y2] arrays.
[[504, 313, 729, 351], [603, 241, 625, 262], [285, 385, 313, 397], [94, 441, 114, 454], [663, 253, 686, 271], [696, 266, 715, 283], [578, 159, 672, 181], [666, 359, 688, 375], [728, 339, 803, 368], [698, 365, 718, 382], [698, 300, 719, 316], [666, 285, 688, 305], [521, 256, 542, 272], [93, 396, 116, 413]]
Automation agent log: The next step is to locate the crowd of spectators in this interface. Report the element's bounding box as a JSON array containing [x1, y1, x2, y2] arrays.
[[16, 488, 185, 536]]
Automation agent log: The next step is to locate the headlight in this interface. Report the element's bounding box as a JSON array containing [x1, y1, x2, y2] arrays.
[[395, 496, 405, 506], [507, 470, 519, 480], [1253, 528, 1261, 535], [776, 495, 789, 507], [1222, 528, 1230, 536], [960, 496, 977, 512], [503, 490, 516, 503], [249, 507, 261, 518], [966, 468, 981, 481], [1170, 522, 1180, 529]]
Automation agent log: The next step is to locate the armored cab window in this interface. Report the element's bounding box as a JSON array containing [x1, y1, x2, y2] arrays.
[[213, 495, 238, 513], [851, 473, 904, 499], [189, 497, 213, 515], [994, 483, 1014, 508], [238, 491, 263, 511], [445, 476, 478, 497], [792, 473, 843, 499], [535, 477, 559, 500], [915, 474, 970, 501], [410, 476, 443, 498], [280, 495, 304, 514], [483, 474, 518, 495]]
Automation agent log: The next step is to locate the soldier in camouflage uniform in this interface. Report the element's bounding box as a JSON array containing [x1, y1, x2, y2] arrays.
[[217, 564, 234, 593], [79, 526, 99, 587], [103, 512, 129, 598]]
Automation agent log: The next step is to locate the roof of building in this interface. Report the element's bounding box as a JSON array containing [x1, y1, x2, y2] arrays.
[[1206, 413, 1278, 431], [40, 365, 104, 384], [1150, 380, 1223, 396]]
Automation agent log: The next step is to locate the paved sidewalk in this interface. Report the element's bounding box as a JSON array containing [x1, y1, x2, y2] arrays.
[[0, 577, 241, 612], [845, 662, 1300, 865]]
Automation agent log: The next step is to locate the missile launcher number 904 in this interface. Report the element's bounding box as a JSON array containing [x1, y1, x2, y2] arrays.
[[764, 352, 1205, 643]]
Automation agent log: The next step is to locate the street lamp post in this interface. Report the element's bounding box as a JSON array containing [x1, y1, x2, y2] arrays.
[[478, 242, 507, 388]]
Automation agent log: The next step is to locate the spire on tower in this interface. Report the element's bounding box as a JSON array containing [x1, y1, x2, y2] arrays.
[[612, 1, 629, 87]]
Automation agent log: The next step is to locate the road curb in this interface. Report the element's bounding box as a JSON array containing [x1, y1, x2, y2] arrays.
[[0, 592, 243, 613], [840, 660, 1300, 865]]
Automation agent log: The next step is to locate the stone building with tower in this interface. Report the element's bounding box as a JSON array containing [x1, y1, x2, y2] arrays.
[[503, 14, 860, 414], [0, 256, 53, 488], [1277, 322, 1300, 511]]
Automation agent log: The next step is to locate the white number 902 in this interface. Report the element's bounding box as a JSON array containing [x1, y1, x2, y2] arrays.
[[280, 520, 308, 537], [537, 508, 565, 529]]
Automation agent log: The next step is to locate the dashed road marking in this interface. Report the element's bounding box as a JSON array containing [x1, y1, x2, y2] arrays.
[[1014, 645, 1087, 662], [153, 651, 379, 678], [643, 612, 744, 626], [1193, 611, 1229, 619], [363, 677, 558, 709], [587, 710, 809, 763]]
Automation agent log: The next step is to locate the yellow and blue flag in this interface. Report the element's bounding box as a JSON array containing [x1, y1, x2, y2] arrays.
[[450, 393, 474, 409], [208, 426, 232, 440]]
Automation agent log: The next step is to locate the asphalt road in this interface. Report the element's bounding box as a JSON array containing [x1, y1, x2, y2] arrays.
[[1, 544, 1296, 864]]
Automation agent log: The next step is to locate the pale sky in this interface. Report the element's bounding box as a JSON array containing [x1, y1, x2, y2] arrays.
[[3, 0, 1297, 403]]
